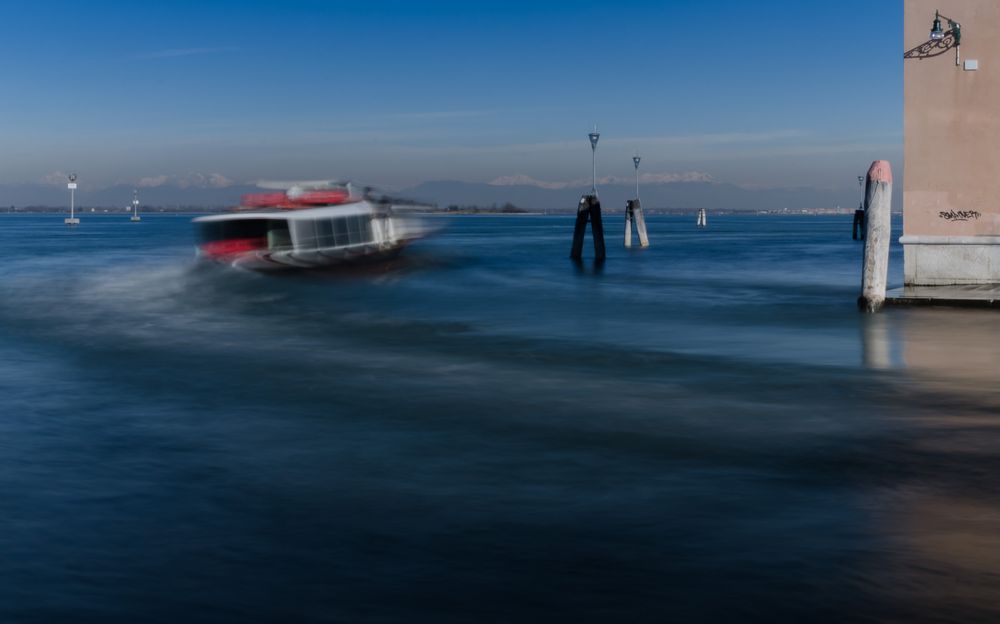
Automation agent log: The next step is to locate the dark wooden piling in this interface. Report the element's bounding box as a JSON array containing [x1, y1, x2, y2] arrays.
[[852, 209, 866, 240], [571, 198, 589, 260], [570, 195, 605, 261]]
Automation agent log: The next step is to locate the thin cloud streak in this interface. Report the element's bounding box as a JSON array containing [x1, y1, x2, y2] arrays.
[[489, 172, 713, 189], [608, 130, 809, 147], [376, 109, 501, 121], [386, 131, 899, 161], [136, 47, 239, 60], [385, 130, 811, 157]]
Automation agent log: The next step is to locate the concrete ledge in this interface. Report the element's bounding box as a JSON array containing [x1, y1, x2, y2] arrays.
[[886, 285, 1000, 308], [902, 236, 1000, 285], [900, 235, 1000, 245]]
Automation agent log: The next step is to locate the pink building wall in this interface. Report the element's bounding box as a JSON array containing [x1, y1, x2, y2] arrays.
[[903, 0, 1000, 284]]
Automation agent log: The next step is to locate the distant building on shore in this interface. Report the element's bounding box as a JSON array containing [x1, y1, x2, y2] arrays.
[[903, 0, 1000, 284]]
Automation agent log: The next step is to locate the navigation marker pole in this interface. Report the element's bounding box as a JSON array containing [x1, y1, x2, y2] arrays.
[[624, 159, 634, 247], [571, 126, 606, 262], [65, 173, 79, 226], [625, 153, 649, 248], [589, 126, 600, 197], [131, 189, 141, 221], [852, 175, 865, 240]]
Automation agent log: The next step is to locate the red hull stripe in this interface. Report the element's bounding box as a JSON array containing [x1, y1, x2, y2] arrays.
[[201, 237, 267, 258]]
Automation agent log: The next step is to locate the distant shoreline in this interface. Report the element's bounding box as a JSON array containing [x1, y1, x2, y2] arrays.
[[0, 208, 900, 216]]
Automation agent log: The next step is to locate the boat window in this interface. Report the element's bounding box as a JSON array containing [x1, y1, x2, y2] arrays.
[[200, 219, 269, 242], [266, 220, 292, 250], [227, 220, 268, 240], [316, 219, 335, 248], [347, 215, 362, 245], [292, 219, 318, 250], [333, 217, 349, 246]]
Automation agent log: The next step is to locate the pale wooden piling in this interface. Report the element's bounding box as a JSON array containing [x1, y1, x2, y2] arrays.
[[633, 199, 649, 247], [696, 208, 707, 228], [858, 160, 893, 313], [623, 199, 650, 248], [624, 203, 633, 248]]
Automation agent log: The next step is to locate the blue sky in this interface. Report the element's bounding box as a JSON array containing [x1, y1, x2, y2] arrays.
[[0, 0, 902, 192]]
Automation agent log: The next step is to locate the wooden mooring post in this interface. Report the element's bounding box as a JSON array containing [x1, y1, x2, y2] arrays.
[[570, 195, 606, 262], [858, 160, 892, 313], [624, 199, 649, 248], [852, 209, 865, 240]]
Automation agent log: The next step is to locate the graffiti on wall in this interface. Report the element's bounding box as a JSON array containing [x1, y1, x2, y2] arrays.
[[939, 210, 982, 222]]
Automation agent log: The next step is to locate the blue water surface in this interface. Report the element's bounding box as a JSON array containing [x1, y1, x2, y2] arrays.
[[1, 213, 998, 623]]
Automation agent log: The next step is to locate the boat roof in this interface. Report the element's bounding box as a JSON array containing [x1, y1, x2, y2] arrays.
[[255, 179, 350, 190], [194, 200, 377, 223]]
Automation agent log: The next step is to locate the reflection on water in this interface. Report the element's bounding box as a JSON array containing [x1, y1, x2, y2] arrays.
[[898, 309, 1000, 392], [861, 308, 1000, 620], [0, 215, 999, 622]]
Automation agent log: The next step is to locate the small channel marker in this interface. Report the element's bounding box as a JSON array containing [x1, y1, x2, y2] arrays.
[[130, 189, 141, 221], [65, 173, 79, 225]]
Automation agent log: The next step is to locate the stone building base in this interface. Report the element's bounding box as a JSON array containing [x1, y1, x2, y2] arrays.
[[901, 235, 1000, 285]]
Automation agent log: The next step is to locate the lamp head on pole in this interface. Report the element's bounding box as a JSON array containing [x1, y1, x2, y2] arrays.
[[929, 9, 962, 45], [633, 155, 641, 170], [589, 127, 600, 150], [68, 173, 77, 183], [930, 11, 944, 39]]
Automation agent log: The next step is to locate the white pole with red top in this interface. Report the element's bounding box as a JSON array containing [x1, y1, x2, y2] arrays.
[[859, 160, 893, 312]]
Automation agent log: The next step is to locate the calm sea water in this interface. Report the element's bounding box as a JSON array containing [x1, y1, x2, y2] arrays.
[[2, 213, 999, 623]]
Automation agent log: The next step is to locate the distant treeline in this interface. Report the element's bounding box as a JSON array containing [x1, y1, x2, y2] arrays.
[[3, 205, 228, 213], [443, 203, 527, 214], [2, 204, 879, 216]]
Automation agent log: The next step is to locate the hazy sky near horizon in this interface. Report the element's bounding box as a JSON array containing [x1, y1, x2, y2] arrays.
[[1, 0, 902, 191]]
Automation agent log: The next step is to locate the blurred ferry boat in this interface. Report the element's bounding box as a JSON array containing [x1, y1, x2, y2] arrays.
[[194, 181, 431, 271]]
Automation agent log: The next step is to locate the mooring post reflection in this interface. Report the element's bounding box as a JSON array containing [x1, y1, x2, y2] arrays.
[[860, 313, 895, 370]]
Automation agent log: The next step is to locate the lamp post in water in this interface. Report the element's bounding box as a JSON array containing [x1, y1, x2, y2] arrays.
[[65, 173, 79, 226], [853, 175, 866, 240], [589, 126, 600, 197]]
